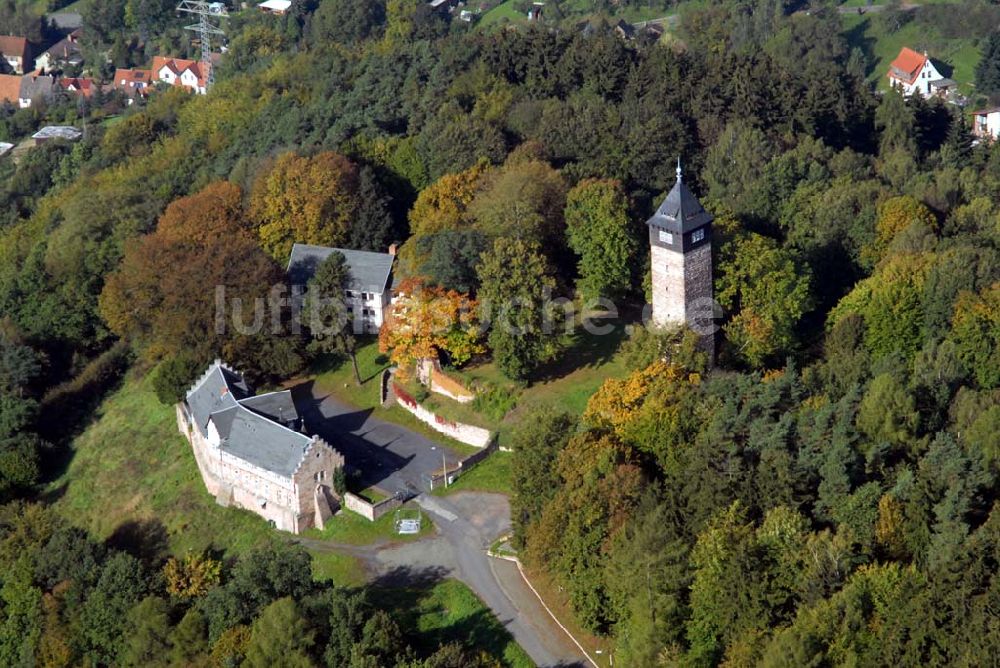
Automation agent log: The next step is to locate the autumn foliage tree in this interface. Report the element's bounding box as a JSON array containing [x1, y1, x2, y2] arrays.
[[99, 182, 301, 378], [250, 152, 360, 261], [378, 277, 484, 378], [163, 551, 222, 599]]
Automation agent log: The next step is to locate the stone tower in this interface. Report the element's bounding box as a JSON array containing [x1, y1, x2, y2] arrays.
[[645, 161, 715, 341]]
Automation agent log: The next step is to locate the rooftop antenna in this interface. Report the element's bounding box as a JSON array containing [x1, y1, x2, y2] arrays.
[[176, 1, 229, 92]]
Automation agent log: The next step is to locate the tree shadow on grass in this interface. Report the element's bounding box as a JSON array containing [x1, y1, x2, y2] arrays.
[[532, 318, 629, 384], [106, 517, 170, 567]]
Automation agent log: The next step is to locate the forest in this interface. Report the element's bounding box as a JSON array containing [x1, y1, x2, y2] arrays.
[[1, 0, 999, 665]]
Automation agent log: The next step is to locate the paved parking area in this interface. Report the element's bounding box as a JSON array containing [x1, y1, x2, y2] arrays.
[[294, 382, 463, 495]]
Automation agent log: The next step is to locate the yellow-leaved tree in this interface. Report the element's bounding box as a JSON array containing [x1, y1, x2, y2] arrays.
[[250, 151, 360, 261]]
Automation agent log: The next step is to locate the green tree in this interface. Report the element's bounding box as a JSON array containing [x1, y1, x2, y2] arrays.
[[716, 229, 813, 367], [975, 31, 1000, 97], [302, 252, 360, 385], [476, 238, 558, 381], [510, 406, 577, 548], [150, 354, 204, 405], [245, 597, 315, 668], [123, 596, 173, 668], [564, 179, 637, 301]]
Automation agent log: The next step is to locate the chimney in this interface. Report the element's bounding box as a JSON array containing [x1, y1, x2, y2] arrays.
[[388, 243, 398, 256]]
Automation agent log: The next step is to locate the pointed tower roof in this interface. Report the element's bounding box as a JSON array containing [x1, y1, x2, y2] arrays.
[[645, 160, 713, 234]]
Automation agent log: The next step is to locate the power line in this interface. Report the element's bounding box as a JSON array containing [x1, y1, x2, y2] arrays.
[[176, 1, 229, 92]]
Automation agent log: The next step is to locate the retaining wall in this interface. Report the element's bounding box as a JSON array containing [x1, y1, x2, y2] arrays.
[[343, 491, 402, 522], [393, 382, 492, 448]]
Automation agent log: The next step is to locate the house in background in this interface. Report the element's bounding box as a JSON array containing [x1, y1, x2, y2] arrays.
[[59, 77, 96, 99], [887, 47, 957, 99], [258, 0, 292, 14], [113, 67, 152, 104], [0, 73, 56, 109], [972, 108, 1000, 140], [34, 29, 84, 73], [0, 36, 30, 75], [287, 244, 396, 334], [17, 74, 57, 108], [152, 56, 211, 95], [178, 360, 346, 534], [32, 126, 82, 145]]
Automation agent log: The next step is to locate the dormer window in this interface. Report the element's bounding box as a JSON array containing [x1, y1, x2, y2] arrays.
[[658, 230, 673, 245], [692, 228, 705, 243]]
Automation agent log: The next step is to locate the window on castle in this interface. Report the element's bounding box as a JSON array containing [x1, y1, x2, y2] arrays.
[[658, 230, 673, 245], [692, 228, 705, 243]]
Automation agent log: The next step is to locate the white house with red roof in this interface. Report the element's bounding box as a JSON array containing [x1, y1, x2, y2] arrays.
[[152, 56, 210, 95], [887, 47, 956, 99], [0, 36, 30, 75]]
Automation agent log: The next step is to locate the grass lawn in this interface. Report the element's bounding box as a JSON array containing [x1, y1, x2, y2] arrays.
[[303, 502, 433, 545], [48, 370, 369, 584], [309, 341, 481, 457], [479, 0, 523, 28], [309, 550, 366, 587], [373, 579, 535, 668], [433, 451, 513, 496], [841, 11, 981, 95]]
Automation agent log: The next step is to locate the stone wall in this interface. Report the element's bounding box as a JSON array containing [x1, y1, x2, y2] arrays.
[[343, 491, 402, 522], [393, 382, 492, 448], [416, 358, 475, 403]]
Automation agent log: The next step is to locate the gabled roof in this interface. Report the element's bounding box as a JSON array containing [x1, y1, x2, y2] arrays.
[[287, 244, 395, 294], [888, 47, 928, 85], [187, 360, 320, 478], [19, 75, 56, 102], [152, 56, 210, 89], [213, 406, 313, 477], [238, 390, 298, 425], [645, 165, 714, 234], [38, 35, 83, 64], [0, 74, 20, 104], [59, 77, 95, 97], [185, 361, 252, 437], [0, 36, 29, 63]]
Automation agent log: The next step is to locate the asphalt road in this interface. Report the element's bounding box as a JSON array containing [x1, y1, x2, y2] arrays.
[[293, 381, 463, 495], [291, 384, 591, 666], [300, 492, 590, 668]]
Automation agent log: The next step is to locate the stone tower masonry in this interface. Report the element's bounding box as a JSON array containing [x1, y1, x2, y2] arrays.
[[645, 161, 715, 352]]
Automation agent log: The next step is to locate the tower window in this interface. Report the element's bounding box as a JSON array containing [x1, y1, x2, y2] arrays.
[[692, 228, 705, 243], [658, 230, 673, 244]]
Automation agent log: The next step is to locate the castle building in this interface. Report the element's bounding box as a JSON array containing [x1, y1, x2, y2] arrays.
[[177, 360, 345, 534], [645, 162, 715, 345]]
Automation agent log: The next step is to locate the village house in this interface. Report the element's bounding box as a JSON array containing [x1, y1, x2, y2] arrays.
[[113, 68, 152, 104], [0, 73, 57, 108], [32, 126, 82, 145], [972, 108, 1000, 141], [152, 56, 211, 95], [34, 29, 83, 73], [258, 0, 292, 14], [59, 77, 96, 99], [887, 47, 956, 99], [0, 36, 30, 75], [177, 360, 346, 534], [287, 244, 396, 333]]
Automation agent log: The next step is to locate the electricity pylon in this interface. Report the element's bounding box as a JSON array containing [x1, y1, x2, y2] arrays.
[[176, 1, 229, 91]]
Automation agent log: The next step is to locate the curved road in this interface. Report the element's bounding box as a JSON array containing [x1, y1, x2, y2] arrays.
[[299, 491, 590, 668]]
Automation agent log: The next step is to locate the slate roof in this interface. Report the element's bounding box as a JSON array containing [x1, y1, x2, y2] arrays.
[[185, 362, 251, 437], [238, 390, 298, 425], [646, 170, 714, 234], [19, 75, 57, 104], [186, 361, 314, 478], [213, 406, 313, 477], [287, 244, 395, 294]]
